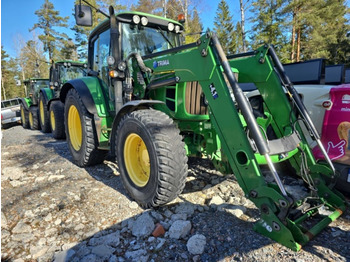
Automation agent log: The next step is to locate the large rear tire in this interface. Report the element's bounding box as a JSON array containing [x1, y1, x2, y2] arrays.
[[64, 88, 107, 167], [20, 104, 30, 129], [39, 93, 51, 133], [29, 106, 40, 130], [115, 109, 188, 208], [50, 101, 66, 139]]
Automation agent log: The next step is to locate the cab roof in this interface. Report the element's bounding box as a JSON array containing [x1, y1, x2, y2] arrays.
[[90, 11, 184, 38]]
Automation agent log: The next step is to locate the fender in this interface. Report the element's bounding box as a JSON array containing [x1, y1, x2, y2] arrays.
[[47, 98, 61, 111], [60, 78, 100, 116], [109, 100, 164, 157], [20, 97, 32, 110], [40, 88, 54, 107]]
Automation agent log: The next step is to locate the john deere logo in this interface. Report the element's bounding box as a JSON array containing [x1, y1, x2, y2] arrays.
[[153, 60, 170, 69]]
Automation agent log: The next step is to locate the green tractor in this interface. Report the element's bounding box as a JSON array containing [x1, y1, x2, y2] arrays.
[[20, 78, 50, 130], [59, 2, 347, 250], [38, 61, 87, 138]]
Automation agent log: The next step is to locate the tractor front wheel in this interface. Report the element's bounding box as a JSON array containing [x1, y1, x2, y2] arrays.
[[20, 104, 30, 129], [29, 106, 40, 130], [115, 109, 188, 208], [50, 101, 66, 139], [64, 88, 107, 166], [39, 93, 51, 133]]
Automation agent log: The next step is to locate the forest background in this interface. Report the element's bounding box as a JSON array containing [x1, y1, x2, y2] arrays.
[[1, 0, 350, 100]]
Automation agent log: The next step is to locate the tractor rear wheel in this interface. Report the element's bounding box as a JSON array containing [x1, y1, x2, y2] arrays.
[[50, 101, 66, 139], [29, 106, 40, 130], [20, 104, 30, 129], [115, 109, 188, 208], [64, 88, 107, 166], [39, 93, 51, 133]]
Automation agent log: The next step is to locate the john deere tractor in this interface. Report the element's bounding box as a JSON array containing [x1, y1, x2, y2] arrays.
[[38, 61, 87, 138], [20, 78, 49, 130], [59, 2, 347, 250]]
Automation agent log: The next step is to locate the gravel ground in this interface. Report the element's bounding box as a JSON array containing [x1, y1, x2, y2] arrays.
[[1, 125, 350, 262]]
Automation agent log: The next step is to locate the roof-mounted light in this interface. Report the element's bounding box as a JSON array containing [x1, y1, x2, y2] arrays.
[[168, 22, 174, 32], [132, 15, 141, 24], [175, 25, 180, 33], [141, 17, 148, 26], [178, 14, 185, 24]]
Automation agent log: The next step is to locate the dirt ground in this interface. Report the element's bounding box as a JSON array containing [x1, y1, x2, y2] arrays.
[[1, 125, 350, 261]]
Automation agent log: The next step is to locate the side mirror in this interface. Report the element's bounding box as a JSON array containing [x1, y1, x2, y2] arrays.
[[74, 5, 92, 26]]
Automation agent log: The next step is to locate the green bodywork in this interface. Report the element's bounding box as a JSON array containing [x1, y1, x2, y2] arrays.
[[46, 60, 87, 100], [23, 78, 50, 106], [80, 77, 114, 148], [137, 34, 346, 250], [69, 10, 346, 250]]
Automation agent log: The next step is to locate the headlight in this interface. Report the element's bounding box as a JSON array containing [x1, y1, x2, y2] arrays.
[[132, 15, 140, 24], [175, 25, 180, 33], [141, 17, 148, 26], [118, 61, 126, 72], [168, 23, 174, 31], [107, 56, 115, 66]]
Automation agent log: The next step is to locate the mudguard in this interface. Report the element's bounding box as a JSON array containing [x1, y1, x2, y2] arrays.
[[109, 100, 164, 156], [47, 98, 61, 110], [20, 97, 32, 110], [60, 77, 109, 117], [60, 77, 112, 149], [40, 88, 54, 105]]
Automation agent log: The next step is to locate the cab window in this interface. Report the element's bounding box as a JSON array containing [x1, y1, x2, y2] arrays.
[[92, 29, 110, 84]]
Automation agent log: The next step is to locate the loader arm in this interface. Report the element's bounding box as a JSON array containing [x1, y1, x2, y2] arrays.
[[133, 32, 347, 251]]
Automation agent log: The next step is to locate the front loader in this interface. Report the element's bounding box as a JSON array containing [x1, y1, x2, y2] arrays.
[[38, 61, 87, 138], [60, 2, 347, 251]]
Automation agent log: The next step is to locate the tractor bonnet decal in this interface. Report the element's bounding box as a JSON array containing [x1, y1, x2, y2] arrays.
[[153, 60, 170, 69]]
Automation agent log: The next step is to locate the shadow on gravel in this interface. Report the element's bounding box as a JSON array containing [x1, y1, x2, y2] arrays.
[[6, 130, 348, 261], [52, 198, 350, 262]]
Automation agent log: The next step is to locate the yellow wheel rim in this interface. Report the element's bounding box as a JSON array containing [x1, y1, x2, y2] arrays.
[[29, 112, 33, 127], [39, 100, 44, 124], [124, 133, 150, 187], [50, 110, 56, 131], [68, 105, 82, 151], [21, 107, 26, 125]]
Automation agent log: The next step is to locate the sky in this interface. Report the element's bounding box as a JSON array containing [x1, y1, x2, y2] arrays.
[[1, 0, 242, 58]]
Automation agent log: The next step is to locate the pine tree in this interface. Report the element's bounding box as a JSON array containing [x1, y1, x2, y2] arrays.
[[72, 0, 127, 60], [133, 0, 162, 14], [30, 0, 69, 61], [19, 39, 49, 80], [284, 0, 350, 64], [1, 47, 25, 99], [250, 0, 288, 60], [185, 8, 203, 43], [214, 0, 236, 54], [302, 0, 349, 64]]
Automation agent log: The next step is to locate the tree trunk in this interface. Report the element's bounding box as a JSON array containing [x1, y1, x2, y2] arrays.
[[2, 75, 7, 101], [296, 27, 301, 62], [290, 11, 296, 62], [239, 0, 247, 52], [163, 0, 167, 18]]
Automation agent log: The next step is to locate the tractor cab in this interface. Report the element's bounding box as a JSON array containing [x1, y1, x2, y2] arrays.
[[74, 4, 184, 113], [24, 78, 50, 105], [49, 61, 87, 98]]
